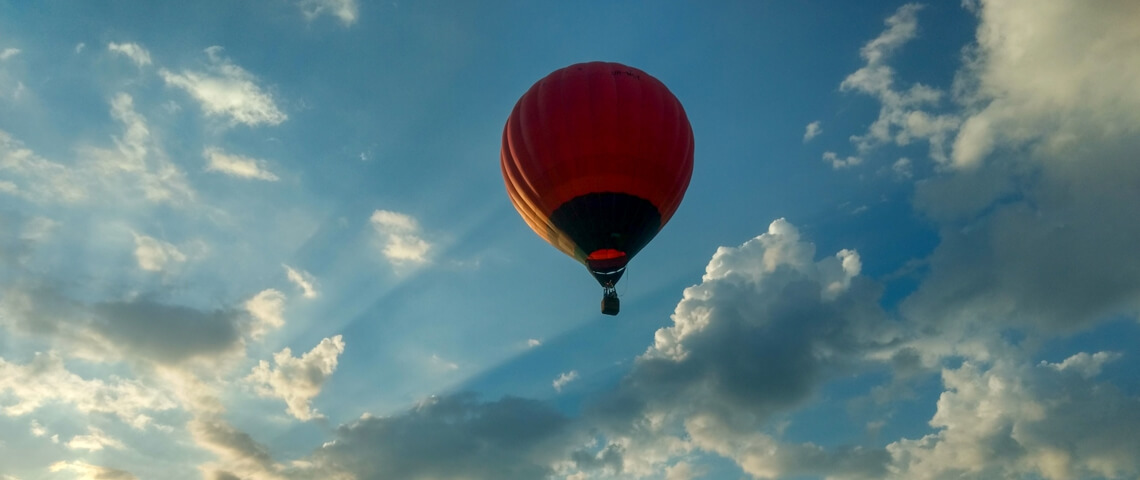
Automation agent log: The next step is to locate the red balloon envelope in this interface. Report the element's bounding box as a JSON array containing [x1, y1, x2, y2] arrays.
[[501, 61, 694, 315]]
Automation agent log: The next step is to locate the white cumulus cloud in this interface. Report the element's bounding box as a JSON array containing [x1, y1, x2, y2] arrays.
[[0, 48, 20, 61], [246, 335, 346, 421], [1041, 351, 1122, 379], [885, 358, 1140, 479], [823, 151, 862, 169], [803, 120, 822, 142], [370, 209, 432, 266]]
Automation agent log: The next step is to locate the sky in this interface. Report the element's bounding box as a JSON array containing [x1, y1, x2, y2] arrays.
[[1, 0, 1139, 479]]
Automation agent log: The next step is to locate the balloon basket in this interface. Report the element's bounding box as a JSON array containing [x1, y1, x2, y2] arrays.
[[601, 287, 620, 316]]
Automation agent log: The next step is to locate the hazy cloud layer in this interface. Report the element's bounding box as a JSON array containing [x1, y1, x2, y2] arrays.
[[0, 351, 177, 425], [48, 461, 138, 480], [1, 94, 194, 206]]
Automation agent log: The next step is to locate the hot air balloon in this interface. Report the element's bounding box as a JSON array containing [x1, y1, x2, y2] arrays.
[[501, 61, 694, 315]]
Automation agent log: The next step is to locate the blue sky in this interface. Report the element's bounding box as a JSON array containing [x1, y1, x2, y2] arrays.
[[2, 1, 1140, 479]]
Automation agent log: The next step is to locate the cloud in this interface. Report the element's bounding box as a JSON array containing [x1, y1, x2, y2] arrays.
[[107, 42, 152, 67], [2, 92, 196, 206], [949, 0, 1140, 169], [0, 352, 177, 426], [283, 264, 318, 298], [803, 121, 822, 142], [370, 209, 432, 266], [429, 353, 460, 372], [686, 414, 888, 480], [308, 393, 572, 479], [574, 219, 895, 478], [0, 285, 271, 366], [90, 300, 247, 365], [823, 151, 861, 169], [892, 157, 912, 178], [838, 3, 959, 164], [160, 47, 287, 127], [48, 462, 138, 480], [245, 289, 287, 339], [204, 147, 279, 181], [664, 461, 702, 480], [899, 1, 1140, 336], [527, 338, 542, 348], [133, 233, 187, 272], [0, 48, 19, 61], [552, 370, 578, 392], [30, 419, 48, 437], [1041, 351, 1122, 378], [299, 0, 359, 25], [66, 426, 126, 451], [246, 335, 345, 421], [885, 356, 1140, 480], [88, 93, 195, 203], [0, 129, 88, 203], [189, 415, 283, 480], [825, 1, 1140, 349]]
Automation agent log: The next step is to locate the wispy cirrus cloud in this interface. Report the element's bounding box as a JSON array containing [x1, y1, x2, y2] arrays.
[[160, 47, 286, 127], [107, 42, 152, 67], [299, 0, 359, 26], [204, 147, 279, 181], [284, 264, 318, 298]]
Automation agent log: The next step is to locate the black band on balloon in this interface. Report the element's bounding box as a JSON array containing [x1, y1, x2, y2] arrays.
[[549, 192, 662, 285]]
